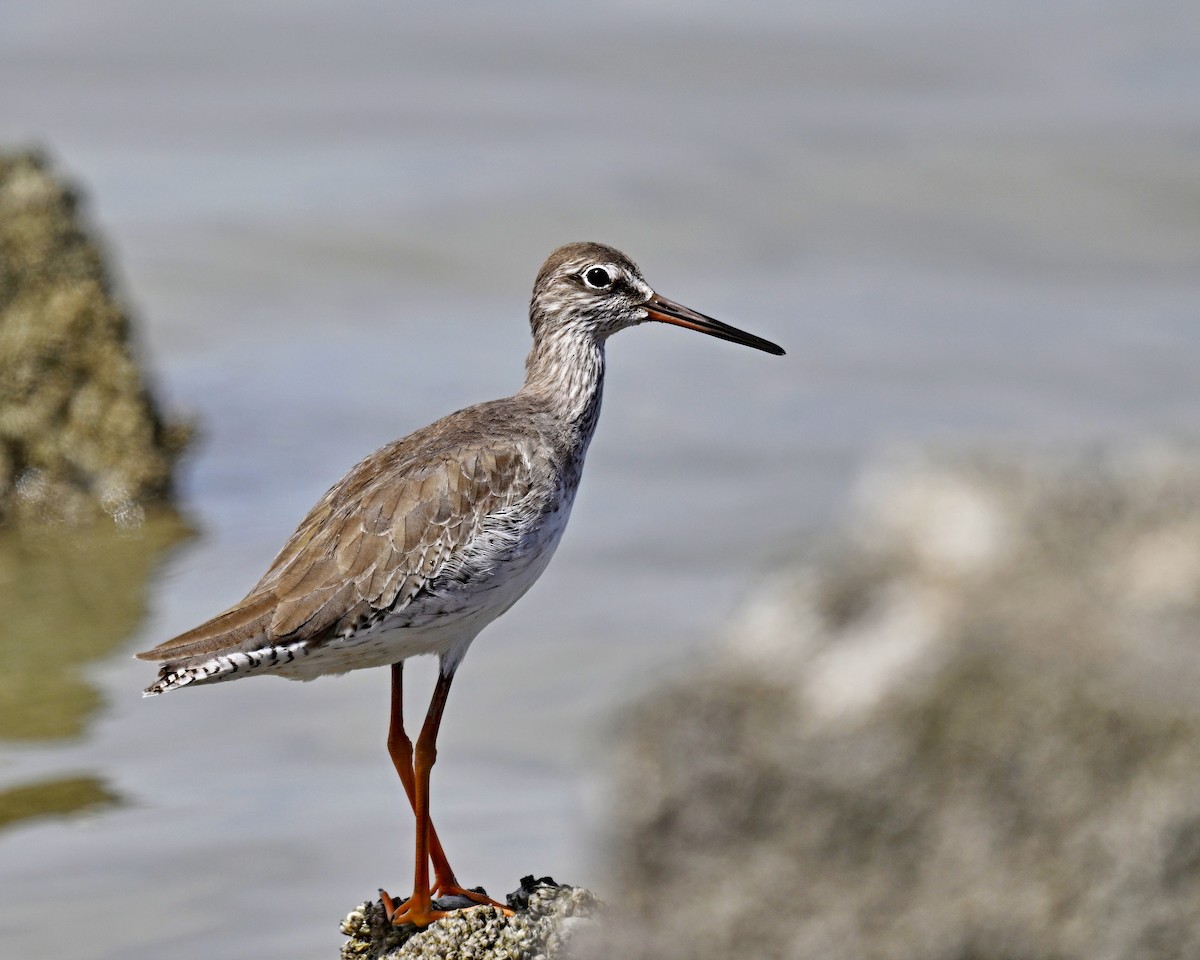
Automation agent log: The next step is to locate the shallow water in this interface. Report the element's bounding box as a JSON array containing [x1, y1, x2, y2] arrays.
[[1, 2, 1198, 958]]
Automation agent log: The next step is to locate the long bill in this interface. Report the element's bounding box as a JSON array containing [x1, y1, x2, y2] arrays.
[[643, 293, 785, 356]]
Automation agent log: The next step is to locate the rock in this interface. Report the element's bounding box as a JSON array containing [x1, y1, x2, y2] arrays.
[[609, 447, 1200, 960], [340, 876, 603, 960], [0, 150, 189, 526]]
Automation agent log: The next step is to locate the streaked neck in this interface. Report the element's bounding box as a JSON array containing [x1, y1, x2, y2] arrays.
[[519, 327, 606, 431]]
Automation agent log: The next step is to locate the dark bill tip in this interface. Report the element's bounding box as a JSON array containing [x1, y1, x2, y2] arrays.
[[644, 294, 785, 356]]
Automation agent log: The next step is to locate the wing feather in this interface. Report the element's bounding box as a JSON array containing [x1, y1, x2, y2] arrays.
[[138, 428, 537, 667]]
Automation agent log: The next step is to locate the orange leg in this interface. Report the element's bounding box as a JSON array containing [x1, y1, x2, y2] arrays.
[[385, 662, 457, 888], [380, 661, 509, 927]]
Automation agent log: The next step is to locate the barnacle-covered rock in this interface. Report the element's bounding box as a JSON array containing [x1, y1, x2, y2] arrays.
[[610, 447, 1200, 960], [340, 877, 601, 960]]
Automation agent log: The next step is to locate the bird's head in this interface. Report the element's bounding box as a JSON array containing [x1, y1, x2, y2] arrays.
[[530, 241, 784, 356]]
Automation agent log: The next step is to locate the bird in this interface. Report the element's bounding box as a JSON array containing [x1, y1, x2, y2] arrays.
[[137, 241, 784, 928]]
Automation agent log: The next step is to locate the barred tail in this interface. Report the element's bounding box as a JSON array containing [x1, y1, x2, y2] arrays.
[[141, 642, 311, 697]]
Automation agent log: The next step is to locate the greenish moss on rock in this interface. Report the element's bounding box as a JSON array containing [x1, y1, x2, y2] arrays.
[[0, 150, 189, 526]]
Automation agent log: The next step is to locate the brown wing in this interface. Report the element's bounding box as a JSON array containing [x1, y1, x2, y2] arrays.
[[136, 435, 534, 663]]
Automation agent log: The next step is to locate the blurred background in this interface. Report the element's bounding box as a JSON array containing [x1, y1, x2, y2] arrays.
[[1, 1, 1198, 958]]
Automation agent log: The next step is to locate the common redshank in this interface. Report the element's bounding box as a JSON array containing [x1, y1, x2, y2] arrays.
[[137, 241, 784, 927]]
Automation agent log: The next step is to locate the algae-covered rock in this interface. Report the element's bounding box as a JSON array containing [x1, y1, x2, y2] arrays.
[[610, 447, 1200, 960], [340, 877, 602, 960], [0, 150, 189, 525]]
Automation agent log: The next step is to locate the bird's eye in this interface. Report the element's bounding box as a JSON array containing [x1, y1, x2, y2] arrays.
[[583, 266, 612, 289]]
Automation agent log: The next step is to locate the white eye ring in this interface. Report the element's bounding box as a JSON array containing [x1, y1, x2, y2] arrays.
[[582, 266, 613, 289]]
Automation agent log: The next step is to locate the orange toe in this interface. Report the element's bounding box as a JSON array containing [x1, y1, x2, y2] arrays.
[[430, 880, 514, 916], [379, 888, 450, 928]]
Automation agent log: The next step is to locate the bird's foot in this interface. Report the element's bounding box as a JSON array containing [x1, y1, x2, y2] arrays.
[[379, 888, 452, 928], [431, 879, 513, 915], [378, 885, 512, 928]]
